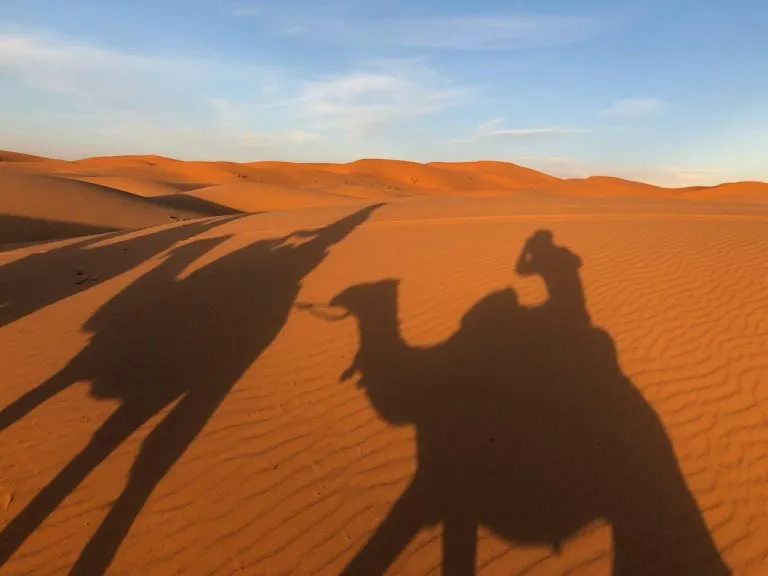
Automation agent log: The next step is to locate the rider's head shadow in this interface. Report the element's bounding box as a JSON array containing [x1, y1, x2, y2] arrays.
[[516, 229, 588, 322], [312, 229, 728, 576]]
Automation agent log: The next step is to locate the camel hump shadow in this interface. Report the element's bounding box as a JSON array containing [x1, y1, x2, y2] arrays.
[[322, 229, 730, 576]]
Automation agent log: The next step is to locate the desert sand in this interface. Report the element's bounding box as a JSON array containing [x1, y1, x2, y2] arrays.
[[1, 152, 767, 575]]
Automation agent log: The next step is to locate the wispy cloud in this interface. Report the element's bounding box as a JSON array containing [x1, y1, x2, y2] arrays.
[[0, 31, 278, 108], [604, 98, 667, 117], [231, 3, 262, 16], [664, 167, 723, 182], [0, 32, 158, 102], [0, 31, 323, 158], [391, 15, 600, 50], [293, 60, 468, 138], [280, 25, 305, 36], [209, 98, 323, 147], [286, 14, 600, 51], [237, 130, 323, 146], [511, 157, 728, 187], [0, 32, 469, 158], [621, 166, 724, 187], [452, 118, 586, 144]]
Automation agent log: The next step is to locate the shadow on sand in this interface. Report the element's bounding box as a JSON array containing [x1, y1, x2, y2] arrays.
[[0, 204, 382, 575], [0, 216, 245, 328], [313, 229, 729, 575]]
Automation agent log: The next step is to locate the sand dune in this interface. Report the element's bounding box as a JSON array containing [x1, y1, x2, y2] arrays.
[[187, 182, 372, 212], [548, 176, 668, 199], [678, 181, 768, 203], [65, 175, 198, 198], [0, 150, 50, 163], [431, 160, 560, 193], [75, 154, 179, 168], [0, 170, 225, 244], [244, 159, 553, 195], [1, 197, 767, 575], [0, 151, 73, 174], [2, 152, 765, 213]]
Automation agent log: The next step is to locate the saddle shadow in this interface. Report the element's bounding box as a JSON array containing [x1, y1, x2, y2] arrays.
[[323, 229, 729, 575], [0, 204, 382, 575]]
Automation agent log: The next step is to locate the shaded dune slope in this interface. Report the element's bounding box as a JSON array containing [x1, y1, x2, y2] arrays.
[[0, 170, 240, 245]]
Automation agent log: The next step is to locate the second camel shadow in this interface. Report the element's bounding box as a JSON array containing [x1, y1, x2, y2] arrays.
[[323, 230, 729, 576], [0, 204, 382, 575]]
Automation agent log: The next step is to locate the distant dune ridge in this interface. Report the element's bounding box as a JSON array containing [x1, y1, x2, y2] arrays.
[[1, 149, 767, 574], [0, 150, 766, 244]]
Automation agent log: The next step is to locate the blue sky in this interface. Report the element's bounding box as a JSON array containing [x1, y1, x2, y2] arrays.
[[1, 0, 766, 185]]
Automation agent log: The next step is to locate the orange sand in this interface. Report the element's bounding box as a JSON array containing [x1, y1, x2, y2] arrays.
[[1, 152, 767, 575]]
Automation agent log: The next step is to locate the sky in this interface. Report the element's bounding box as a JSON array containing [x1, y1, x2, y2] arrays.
[[1, 0, 767, 186]]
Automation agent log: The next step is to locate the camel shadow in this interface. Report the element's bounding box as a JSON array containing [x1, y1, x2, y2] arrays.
[[0, 204, 383, 575], [320, 230, 730, 575], [0, 216, 244, 329]]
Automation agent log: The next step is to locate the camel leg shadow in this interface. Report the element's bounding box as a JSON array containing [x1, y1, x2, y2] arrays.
[[69, 386, 231, 576], [0, 401, 163, 566], [0, 363, 80, 434], [443, 510, 477, 576], [343, 478, 478, 576]]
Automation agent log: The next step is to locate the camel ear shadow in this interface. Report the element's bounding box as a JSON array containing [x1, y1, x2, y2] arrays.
[[552, 539, 562, 555], [340, 366, 358, 382]]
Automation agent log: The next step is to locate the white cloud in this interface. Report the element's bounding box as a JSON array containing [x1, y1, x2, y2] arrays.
[[452, 118, 586, 144], [0, 32, 327, 158], [293, 61, 468, 138], [0, 31, 278, 108], [391, 15, 599, 50], [663, 167, 723, 182], [232, 4, 262, 16], [209, 98, 323, 147], [43, 107, 325, 161], [516, 159, 730, 187], [502, 157, 731, 187], [604, 98, 667, 118], [0, 32, 153, 102], [237, 130, 323, 146], [618, 166, 725, 187], [0, 33, 470, 155], [296, 14, 600, 50], [281, 25, 305, 36]]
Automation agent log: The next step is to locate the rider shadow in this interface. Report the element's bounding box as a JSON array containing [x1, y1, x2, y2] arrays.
[[0, 216, 243, 329], [318, 230, 729, 575], [0, 204, 382, 575]]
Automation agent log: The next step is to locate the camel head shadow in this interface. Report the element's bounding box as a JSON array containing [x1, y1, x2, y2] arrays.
[[329, 279, 401, 381]]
